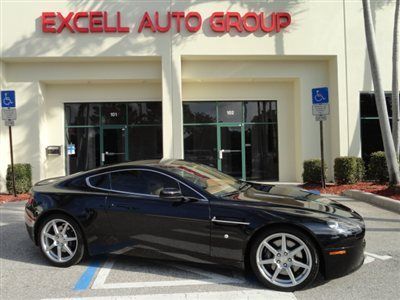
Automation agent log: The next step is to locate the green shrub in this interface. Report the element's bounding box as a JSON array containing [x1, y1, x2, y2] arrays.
[[334, 157, 365, 184], [302, 159, 326, 183], [6, 163, 32, 194], [368, 151, 388, 182], [355, 157, 366, 182]]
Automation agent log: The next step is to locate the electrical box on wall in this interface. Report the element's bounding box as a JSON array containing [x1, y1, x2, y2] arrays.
[[46, 146, 61, 156]]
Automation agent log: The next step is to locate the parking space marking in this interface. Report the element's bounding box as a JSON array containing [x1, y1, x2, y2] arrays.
[[74, 260, 102, 291], [44, 289, 297, 300], [91, 257, 245, 290], [364, 252, 392, 260], [363, 252, 392, 265]]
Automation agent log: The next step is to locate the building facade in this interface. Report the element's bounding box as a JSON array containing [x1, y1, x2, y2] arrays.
[[0, 0, 397, 190]]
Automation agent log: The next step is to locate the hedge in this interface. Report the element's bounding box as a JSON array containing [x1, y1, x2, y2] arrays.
[[302, 159, 326, 183], [368, 151, 388, 183], [334, 157, 365, 184], [6, 163, 32, 194]]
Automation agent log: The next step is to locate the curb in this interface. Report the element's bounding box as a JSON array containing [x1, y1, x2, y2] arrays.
[[342, 189, 400, 214]]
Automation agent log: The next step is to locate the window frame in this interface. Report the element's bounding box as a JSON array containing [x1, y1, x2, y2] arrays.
[[85, 168, 207, 201]]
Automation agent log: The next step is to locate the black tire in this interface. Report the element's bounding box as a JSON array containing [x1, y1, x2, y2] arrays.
[[249, 226, 319, 292], [38, 214, 85, 267]]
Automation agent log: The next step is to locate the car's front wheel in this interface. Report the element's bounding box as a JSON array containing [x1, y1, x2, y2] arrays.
[[39, 215, 85, 267], [249, 227, 319, 291]]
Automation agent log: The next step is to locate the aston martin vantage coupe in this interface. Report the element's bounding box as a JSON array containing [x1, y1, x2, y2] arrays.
[[25, 160, 365, 291]]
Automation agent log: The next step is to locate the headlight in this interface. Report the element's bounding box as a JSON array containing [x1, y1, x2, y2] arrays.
[[327, 219, 362, 235]]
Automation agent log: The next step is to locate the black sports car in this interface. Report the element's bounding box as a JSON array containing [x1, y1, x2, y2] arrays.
[[25, 160, 365, 291]]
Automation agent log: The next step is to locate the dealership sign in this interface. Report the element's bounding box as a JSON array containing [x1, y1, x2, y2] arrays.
[[41, 11, 291, 34]]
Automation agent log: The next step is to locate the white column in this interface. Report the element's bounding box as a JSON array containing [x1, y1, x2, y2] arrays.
[[161, 53, 183, 159], [0, 61, 8, 192]]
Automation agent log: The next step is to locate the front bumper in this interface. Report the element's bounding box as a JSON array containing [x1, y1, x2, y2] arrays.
[[323, 237, 366, 279]]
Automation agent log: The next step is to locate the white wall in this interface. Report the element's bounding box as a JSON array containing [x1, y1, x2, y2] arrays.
[[0, 0, 397, 188]]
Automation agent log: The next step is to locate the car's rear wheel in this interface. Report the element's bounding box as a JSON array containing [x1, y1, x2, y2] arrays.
[[39, 214, 85, 267], [249, 227, 319, 292]]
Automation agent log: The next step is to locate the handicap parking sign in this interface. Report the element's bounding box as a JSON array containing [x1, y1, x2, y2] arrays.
[[312, 87, 329, 104], [1, 90, 16, 108]]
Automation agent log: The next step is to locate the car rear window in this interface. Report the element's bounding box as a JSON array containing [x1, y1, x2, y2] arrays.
[[88, 174, 110, 190]]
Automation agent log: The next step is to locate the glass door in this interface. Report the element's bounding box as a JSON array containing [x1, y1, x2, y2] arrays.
[[218, 125, 244, 179], [102, 126, 128, 165]]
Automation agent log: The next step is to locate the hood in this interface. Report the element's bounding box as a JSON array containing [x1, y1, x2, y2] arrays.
[[226, 184, 361, 220]]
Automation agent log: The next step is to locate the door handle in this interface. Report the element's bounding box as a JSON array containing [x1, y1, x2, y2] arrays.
[[105, 152, 126, 156], [110, 203, 131, 210], [219, 149, 225, 159]]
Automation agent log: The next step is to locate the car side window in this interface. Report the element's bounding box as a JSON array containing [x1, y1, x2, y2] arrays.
[[88, 174, 110, 189], [110, 170, 179, 196], [179, 183, 203, 200], [141, 170, 180, 196]]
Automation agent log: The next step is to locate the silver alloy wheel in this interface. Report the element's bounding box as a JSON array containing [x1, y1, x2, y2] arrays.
[[256, 233, 312, 288], [40, 219, 78, 263]]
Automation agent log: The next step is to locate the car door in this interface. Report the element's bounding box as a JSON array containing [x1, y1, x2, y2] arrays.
[[105, 168, 211, 261]]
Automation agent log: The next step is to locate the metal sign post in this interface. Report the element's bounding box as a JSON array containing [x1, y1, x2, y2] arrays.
[[319, 121, 326, 189], [312, 87, 329, 189], [1, 90, 17, 196]]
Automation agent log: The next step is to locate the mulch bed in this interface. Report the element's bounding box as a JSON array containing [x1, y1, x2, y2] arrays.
[[301, 182, 400, 200], [0, 193, 31, 204]]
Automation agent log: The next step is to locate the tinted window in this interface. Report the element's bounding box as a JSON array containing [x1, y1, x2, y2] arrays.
[[244, 101, 277, 123], [128, 102, 162, 124], [102, 103, 127, 125], [110, 170, 179, 196], [65, 103, 100, 126], [88, 174, 110, 189], [360, 93, 393, 118], [184, 125, 217, 168], [245, 124, 279, 180], [128, 126, 162, 161], [183, 102, 217, 123], [218, 102, 242, 123], [66, 127, 100, 174], [179, 183, 202, 199]]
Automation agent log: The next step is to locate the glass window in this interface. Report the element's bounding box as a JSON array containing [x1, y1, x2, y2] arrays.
[[128, 102, 162, 124], [245, 124, 279, 180], [128, 126, 163, 161], [158, 162, 242, 196], [360, 92, 398, 164], [102, 103, 127, 125], [244, 101, 277, 123], [179, 183, 202, 199], [218, 102, 242, 123], [110, 170, 179, 196], [360, 93, 393, 118], [184, 125, 217, 168], [66, 127, 100, 174], [361, 119, 387, 163], [88, 174, 110, 189], [65, 103, 100, 126], [183, 102, 217, 123]]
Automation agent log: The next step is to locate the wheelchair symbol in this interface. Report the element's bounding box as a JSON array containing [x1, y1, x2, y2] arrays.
[[314, 90, 326, 103], [2, 93, 13, 106]]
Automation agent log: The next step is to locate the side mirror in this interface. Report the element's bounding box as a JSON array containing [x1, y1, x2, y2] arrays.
[[159, 187, 182, 199]]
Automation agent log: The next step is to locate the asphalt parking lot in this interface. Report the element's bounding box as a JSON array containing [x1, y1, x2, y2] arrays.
[[1, 195, 399, 300]]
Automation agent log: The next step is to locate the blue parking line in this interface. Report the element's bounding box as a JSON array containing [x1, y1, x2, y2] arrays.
[[73, 260, 102, 291]]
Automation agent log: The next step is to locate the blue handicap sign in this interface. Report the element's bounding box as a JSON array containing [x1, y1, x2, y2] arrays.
[[1, 90, 16, 108], [312, 87, 329, 104], [67, 144, 76, 155]]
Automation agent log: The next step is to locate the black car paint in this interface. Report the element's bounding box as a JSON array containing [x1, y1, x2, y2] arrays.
[[25, 160, 365, 279]]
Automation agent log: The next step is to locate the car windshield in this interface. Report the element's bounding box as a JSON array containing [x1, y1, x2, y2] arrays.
[[159, 162, 243, 196]]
